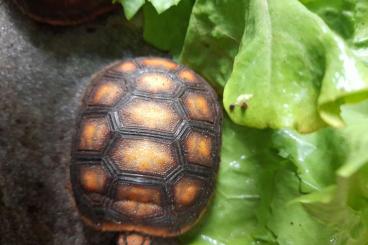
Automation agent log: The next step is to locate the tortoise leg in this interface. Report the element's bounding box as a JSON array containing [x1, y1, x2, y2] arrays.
[[117, 233, 180, 245], [117, 233, 151, 245]]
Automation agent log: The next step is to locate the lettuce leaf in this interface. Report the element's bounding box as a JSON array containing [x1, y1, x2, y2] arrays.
[[300, 0, 368, 64], [179, 104, 368, 245], [291, 102, 368, 245], [180, 0, 368, 133], [180, 118, 335, 244], [143, 0, 194, 55], [114, 0, 185, 19], [179, 0, 247, 90], [113, 0, 145, 20]]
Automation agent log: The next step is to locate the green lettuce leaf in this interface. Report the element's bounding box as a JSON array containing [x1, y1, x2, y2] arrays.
[[180, 0, 368, 133], [179, 105, 368, 245], [143, 0, 194, 55], [300, 0, 368, 64], [179, 0, 247, 90], [180, 118, 337, 244], [113, 0, 145, 20], [291, 102, 368, 244], [148, 0, 182, 14], [114, 0, 184, 19]]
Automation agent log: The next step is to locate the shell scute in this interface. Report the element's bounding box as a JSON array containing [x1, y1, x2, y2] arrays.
[[109, 137, 178, 176], [87, 80, 125, 107], [78, 116, 111, 152], [181, 90, 215, 123], [118, 97, 181, 134], [183, 130, 214, 167]]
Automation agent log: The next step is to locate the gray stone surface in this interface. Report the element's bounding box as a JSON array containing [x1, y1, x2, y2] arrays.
[[0, 1, 166, 244]]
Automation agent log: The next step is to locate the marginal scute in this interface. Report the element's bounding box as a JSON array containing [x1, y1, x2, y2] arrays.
[[78, 117, 110, 151], [110, 138, 177, 176], [183, 91, 214, 123], [140, 57, 178, 70], [79, 166, 108, 194], [116, 184, 161, 205], [174, 177, 203, 208], [88, 81, 124, 106], [135, 73, 176, 94], [114, 200, 162, 218], [119, 98, 180, 133], [178, 69, 200, 85], [115, 61, 137, 73], [184, 131, 213, 167]]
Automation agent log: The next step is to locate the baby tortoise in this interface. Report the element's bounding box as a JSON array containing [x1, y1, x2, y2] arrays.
[[12, 0, 117, 26], [70, 57, 222, 244]]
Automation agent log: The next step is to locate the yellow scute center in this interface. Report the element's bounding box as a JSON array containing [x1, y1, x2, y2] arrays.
[[174, 177, 202, 208], [120, 99, 180, 132], [89, 81, 123, 106], [80, 167, 108, 194], [178, 69, 199, 84], [78, 117, 110, 151], [185, 131, 212, 166], [141, 58, 178, 70], [136, 73, 175, 93], [115, 61, 137, 73], [111, 139, 176, 175], [184, 93, 213, 122]]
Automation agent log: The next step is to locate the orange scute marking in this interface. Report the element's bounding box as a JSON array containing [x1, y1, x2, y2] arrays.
[[78, 117, 110, 151], [120, 98, 180, 132], [141, 58, 178, 70], [116, 61, 137, 73], [114, 200, 162, 218], [174, 177, 202, 208], [178, 69, 199, 84], [184, 92, 214, 123], [80, 167, 108, 193], [136, 73, 175, 93], [89, 81, 123, 106], [185, 131, 212, 166], [111, 139, 176, 175], [116, 185, 161, 205]]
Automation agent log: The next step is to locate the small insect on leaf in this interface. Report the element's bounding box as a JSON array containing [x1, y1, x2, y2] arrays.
[[240, 102, 248, 110]]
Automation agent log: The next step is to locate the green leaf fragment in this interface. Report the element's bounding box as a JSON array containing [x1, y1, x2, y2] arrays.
[[179, 0, 247, 89], [115, 0, 184, 19], [143, 0, 194, 55], [280, 101, 368, 244], [114, 0, 145, 20], [148, 0, 182, 14]]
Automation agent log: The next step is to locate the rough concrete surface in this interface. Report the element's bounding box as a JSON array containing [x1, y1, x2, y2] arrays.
[[0, 1, 171, 244]]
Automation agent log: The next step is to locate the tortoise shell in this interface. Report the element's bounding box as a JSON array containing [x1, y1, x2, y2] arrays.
[[70, 57, 222, 237], [12, 0, 117, 26]]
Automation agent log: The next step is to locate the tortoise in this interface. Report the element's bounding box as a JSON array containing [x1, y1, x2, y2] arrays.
[[70, 57, 223, 244], [12, 0, 117, 26]]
